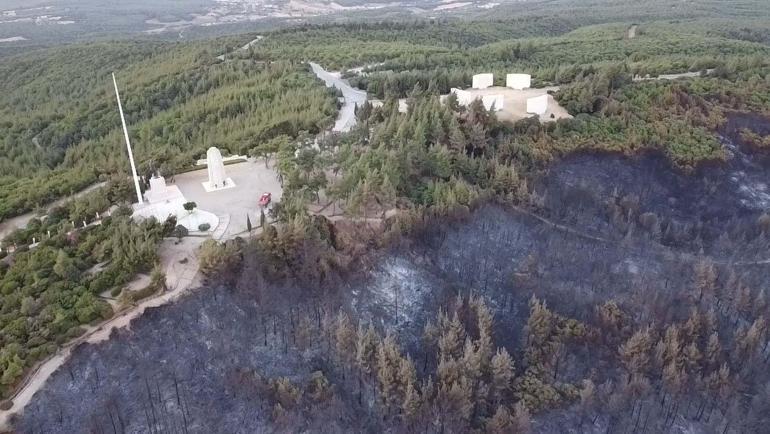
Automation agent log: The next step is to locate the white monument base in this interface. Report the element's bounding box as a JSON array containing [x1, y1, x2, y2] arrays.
[[202, 177, 237, 193]]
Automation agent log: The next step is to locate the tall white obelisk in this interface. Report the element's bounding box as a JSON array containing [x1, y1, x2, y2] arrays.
[[112, 73, 143, 205]]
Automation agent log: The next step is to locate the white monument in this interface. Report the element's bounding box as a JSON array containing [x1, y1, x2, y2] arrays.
[[202, 146, 236, 192], [506, 73, 531, 90], [472, 73, 494, 89], [526, 95, 549, 115], [481, 94, 504, 111], [112, 73, 143, 205]]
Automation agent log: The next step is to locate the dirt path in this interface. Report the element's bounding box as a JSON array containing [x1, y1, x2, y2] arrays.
[[216, 35, 264, 61], [633, 69, 715, 82], [0, 181, 107, 241], [0, 237, 203, 430]]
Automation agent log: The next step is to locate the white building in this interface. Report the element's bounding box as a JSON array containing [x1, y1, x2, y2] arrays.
[[526, 95, 549, 115], [506, 73, 531, 90], [472, 73, 494, 89]]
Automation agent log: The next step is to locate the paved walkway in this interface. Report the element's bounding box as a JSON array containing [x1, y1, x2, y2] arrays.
[[309, 62, 367, 132]]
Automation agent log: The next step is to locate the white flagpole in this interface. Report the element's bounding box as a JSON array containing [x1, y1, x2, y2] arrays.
[[112, 73, 143, 205]]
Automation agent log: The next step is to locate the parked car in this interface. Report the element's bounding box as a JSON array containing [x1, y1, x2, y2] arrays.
[[258, 192, 272, 207]]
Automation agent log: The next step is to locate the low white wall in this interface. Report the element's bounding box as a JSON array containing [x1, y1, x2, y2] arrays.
[[451, 88, 474, 105], [526, 95, 549, 115], [481, 94, 504, 111], [506, 73, 531, 90], [472, 73, 494, 89]]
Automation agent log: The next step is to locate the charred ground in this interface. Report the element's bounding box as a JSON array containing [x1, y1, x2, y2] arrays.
[[16, 113, 770, 433]]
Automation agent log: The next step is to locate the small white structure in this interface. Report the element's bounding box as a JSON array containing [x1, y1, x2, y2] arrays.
[[202, 147, 236, 192], [472, 73, 494, 89], [145, 175, 179, 203], [133, 175, 218, 232], [481, 94, 504, 111], [506, 73, 531, 90], [526, 95, 549, 115]]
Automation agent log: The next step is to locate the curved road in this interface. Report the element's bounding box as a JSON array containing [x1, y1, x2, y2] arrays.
[[309, 62, 368, 133], [0, 181, 107, 242]]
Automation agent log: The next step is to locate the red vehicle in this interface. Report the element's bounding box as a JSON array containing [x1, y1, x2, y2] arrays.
[[258, 192, 272, 207]]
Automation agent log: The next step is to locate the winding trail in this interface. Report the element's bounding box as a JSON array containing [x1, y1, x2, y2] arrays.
[[216, 35, 264, 61]]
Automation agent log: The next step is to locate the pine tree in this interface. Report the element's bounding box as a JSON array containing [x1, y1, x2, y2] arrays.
[[356, 324, 379, 376], [619, 326, 653, 377], [334, 311, 356, 369], [705, 331, 722, 369], [693, 259, 717, 300], [491, 347, 514, 404], [377, 334, 401, 411], [683, 342, 703, 376], [402, 381, 421, 424], [462, 338, 482, 382], [511, 402, 532, 433], [486, 405, 512, 433], [53, 249, 78, 281], [683, 308, 703, 343], [448, 118, 466, 151], [398, 355, 417, 397], [438, 311, 464, 359], [475, 298, 494, 373]]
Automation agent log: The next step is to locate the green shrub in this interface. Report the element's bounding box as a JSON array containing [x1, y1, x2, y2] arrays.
[[110, 287, 122, 297], [198, 223, 211, 232], [172, 225, 189, 239]]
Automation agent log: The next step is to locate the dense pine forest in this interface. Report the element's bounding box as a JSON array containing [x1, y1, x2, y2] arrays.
[[2, 0, 770, 431]]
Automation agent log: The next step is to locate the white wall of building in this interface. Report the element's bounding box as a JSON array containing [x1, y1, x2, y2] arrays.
[[451, 88, 474, 105], [506, 73, 531, 90], [481, 94, 504, 111], [526, 95, 549, 115], [472, 73, 494, 89]]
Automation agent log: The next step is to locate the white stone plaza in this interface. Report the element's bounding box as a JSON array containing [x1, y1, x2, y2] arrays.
[[174, 158, 282, 239]]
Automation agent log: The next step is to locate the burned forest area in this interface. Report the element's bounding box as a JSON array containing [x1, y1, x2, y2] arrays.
[[16, 114, 770, 433]]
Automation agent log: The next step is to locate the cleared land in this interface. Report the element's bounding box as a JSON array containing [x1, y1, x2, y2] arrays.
[[444, 86, 572, 123]]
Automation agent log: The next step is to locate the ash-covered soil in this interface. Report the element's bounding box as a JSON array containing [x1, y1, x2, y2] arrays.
[[15, 114, 770, 433]]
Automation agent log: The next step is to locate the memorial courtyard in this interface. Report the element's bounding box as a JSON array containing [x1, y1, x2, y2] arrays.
[[173, 157, 283, 239]]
